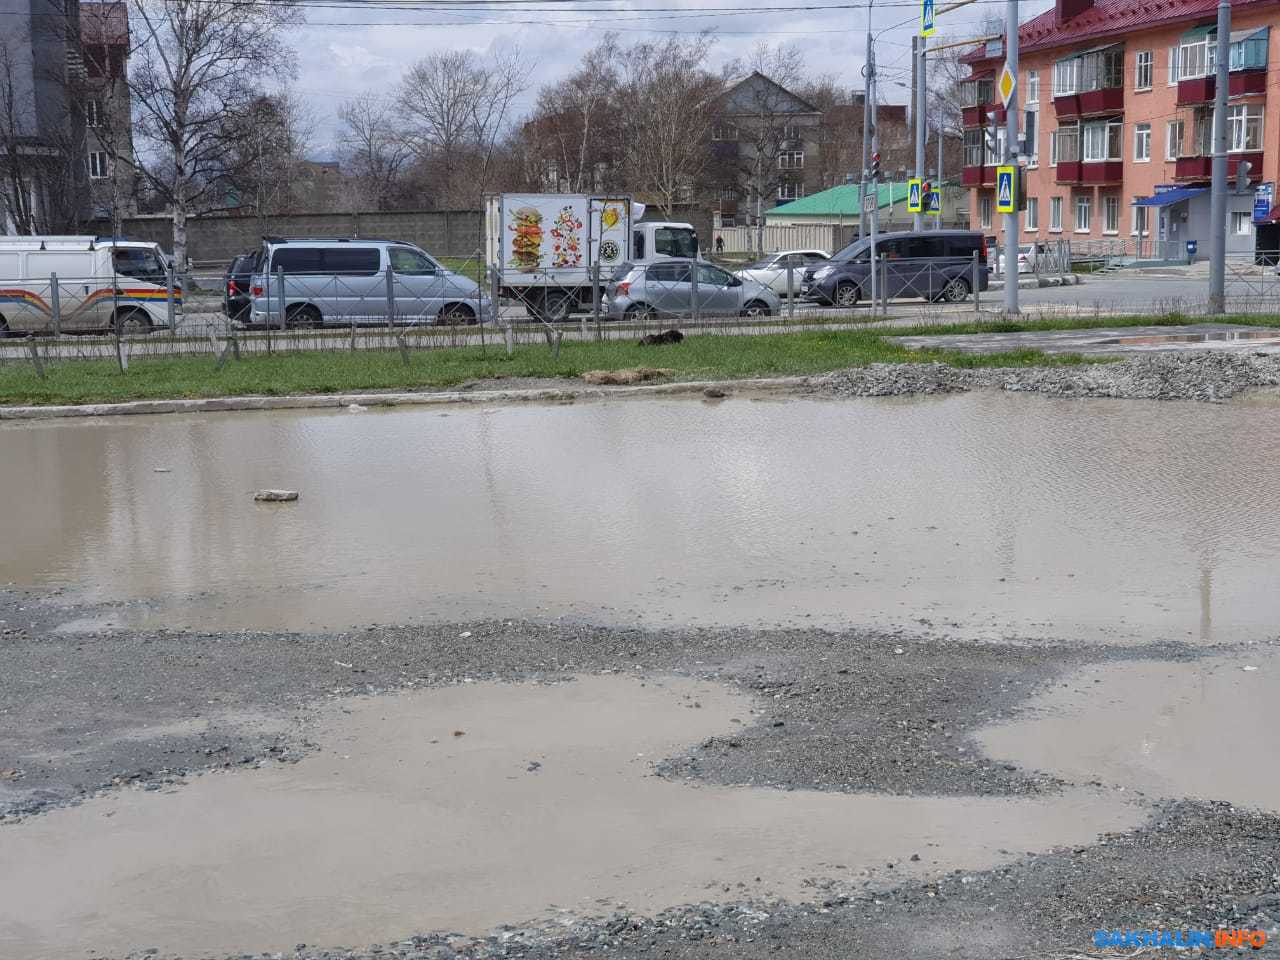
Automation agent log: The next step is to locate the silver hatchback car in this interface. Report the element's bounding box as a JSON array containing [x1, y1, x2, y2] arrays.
[[248, 238, 490, 327], [606, 259, 780, 320]]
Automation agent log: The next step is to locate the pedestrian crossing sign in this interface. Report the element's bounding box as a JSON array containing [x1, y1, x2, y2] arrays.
[[926, 190, 941, 215], [996, 166, 1016, 214], [907, 178, 923, 214], [921, 0, 935, 36]]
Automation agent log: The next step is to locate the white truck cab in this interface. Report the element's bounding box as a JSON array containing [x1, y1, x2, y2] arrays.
[[632, 220, 699, 262]]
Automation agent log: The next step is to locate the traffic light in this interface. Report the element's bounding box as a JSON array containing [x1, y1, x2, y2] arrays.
[[870, 152, 881, 181], [1017, 167, 1027, 212]]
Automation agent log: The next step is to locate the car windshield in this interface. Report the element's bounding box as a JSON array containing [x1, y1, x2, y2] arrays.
[[831, 240, 871, 262], [746, 260, 773, 270], [112, 247, 166, 282]]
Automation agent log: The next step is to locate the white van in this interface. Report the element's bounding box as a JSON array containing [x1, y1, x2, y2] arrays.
[[0, 236, 178, 335]]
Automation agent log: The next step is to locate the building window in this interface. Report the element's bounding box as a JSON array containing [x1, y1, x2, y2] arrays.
[[712, 123, 738, 142], [1103, 195, 1120, 234], [980, 194, 992, 229], [1231, 211, 1253, 236], [1134, 122, 1151, 161], [1228, 104, 1263, 153], [1132, 205, 1150, 237], [1082, 119, 1122, 162], [1229, 30, 1268, 72], [87, 150, 109, 179], [1075, 195, 1091, 232], [1180, 36, 1217, 80], [85, 99, 103, 128], [778, 151, 804, 170], [719, 215, 737, 228], [1026, 70, 1039, 104], [1167, 46, 1181, 85], [1166, 120, 1184, 160], [1050, 196, 1063, 231], [1051, 123, 1080, 164], [963, 128, 983, 167], [1135, 51, 1153, 91], [960, 77, 994, 107], [1053, 57, 1079, 97], [777, 181, 804, 200], [1025, 196, 1039, 231], [1024, 107, 1038, 166], [781, 123, 801, 141]]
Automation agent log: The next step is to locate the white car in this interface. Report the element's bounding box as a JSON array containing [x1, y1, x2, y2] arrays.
[[998, 243, 1044, 275], [734, 249, 829, 296]]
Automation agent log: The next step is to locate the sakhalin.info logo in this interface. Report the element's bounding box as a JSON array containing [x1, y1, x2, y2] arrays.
[[1093, 929, 1268, 949]]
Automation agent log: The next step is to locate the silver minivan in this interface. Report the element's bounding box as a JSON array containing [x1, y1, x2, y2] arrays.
[[248, 238, 490, 327]]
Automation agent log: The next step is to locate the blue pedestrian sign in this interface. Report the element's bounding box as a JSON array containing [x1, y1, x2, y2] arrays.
[[907, 178, 923, 214], [926, 190, 941, 216], [995, 166, 1016, 214], [921, 0, 935, 36], [1253, 182, 1274, 223]]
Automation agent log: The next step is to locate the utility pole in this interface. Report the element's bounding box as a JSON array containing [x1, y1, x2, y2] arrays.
[[860, 11, 874, 242], [914, 35, 927, 231], [1003, 0, 1019, 314], [1207, 0, 1231, 314], [936, 119, 944, 229]]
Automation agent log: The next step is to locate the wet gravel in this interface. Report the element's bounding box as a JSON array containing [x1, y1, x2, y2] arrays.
[[3, 589, 1277, 960], [809, 351, 1280, 402]]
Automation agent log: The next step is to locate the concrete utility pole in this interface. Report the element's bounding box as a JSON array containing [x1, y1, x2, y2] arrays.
[[915, 35, 927, 231], [1207, 0, 1231, 314], [936, 119, 944, 229], [860, 14, 874, 242], [1003, 0, 1020, 314]]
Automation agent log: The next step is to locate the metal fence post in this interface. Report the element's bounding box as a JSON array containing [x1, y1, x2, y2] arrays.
[[50, 272, 61, 336], [879, 255, 889, 317], [690, 261, 700, 323], [385, 263, 395, 324], [786, 263, 795, 319], [166, 267, 176, 336], [591, 261, 602, 341], [972, 250, 981, 313], [494, 267, 512, 356], [276, 266, 286, 335]]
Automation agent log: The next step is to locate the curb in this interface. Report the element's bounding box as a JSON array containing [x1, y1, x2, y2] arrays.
[[0, 377, 812, 421]]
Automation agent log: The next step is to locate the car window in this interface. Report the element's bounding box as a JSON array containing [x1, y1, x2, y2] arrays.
[[944, 236, 981, 258], [902, 237, 946, 259], [877, 239, 906, 260], [647, 262, 691, 283], [389, 247, 436, 275], [111, 248, 165, 281], [271, 247, 323, 274], [323, 247, 381, 275], [653, 227, 698, 259], [803, 252, 828, 262], [610, 262, 635, 281], [696, 263, 732, 286], [833, 240, 870, 262]]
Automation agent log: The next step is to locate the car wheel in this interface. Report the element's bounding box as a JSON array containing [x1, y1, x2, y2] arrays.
[[624, 303, 655, 322], [286, 304, 322, 328], [114, 307, 152, 334], [834, 282, 860, 307], [437, 303, 477, 326], [540, 291, 573, 323], [741, 300, 772, 317], [940, 277, 971, 303], [0, 314, 9, 337]]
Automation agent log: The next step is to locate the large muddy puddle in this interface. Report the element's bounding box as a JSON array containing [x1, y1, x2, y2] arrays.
[[5, 392, 1280, 641], [0, 675, 1141, 959], [978, 649, 1280, 811]]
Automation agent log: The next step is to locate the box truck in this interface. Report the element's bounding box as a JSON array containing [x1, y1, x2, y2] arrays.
[[484, 194, 698, 322]]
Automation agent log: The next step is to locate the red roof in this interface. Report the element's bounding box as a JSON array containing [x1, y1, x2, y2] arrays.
[[961, 0, 1270, 65]]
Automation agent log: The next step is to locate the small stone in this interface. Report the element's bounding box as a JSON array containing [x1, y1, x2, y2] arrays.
[[703, 387, 727, 399], [452, 730, 466, 737], [253, 489, 298, 502]]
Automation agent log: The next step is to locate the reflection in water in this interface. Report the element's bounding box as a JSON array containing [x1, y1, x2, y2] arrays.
[[2, 392, 1279, 641]]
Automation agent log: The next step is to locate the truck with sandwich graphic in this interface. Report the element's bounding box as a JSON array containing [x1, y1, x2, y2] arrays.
[[484, 194, 698, 323]]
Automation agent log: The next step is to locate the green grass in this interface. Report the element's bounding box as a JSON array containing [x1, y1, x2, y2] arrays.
[[0, 329, 1096, 406]]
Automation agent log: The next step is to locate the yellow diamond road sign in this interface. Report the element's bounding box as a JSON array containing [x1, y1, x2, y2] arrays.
[[998, 62, 1016, 108]]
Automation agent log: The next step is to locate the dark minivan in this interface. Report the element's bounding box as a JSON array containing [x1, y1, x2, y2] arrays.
[[222, 252, 258, 322], [801, 230, 988, 306]]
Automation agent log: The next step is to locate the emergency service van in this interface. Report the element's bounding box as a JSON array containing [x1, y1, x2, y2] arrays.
[[0, 236, 178, 335]]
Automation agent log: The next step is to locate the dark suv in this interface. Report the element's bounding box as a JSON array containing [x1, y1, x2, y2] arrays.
[[222, 252, 258, 322], [801, 230, 988, 306]]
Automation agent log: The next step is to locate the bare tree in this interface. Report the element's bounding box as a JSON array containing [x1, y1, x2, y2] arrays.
[[220, 91, 312, 226], [397, 45, 525, 208], [0, 34, 42, 234], [338, 93, 412, 211], [620, 34, 723, 217], [126, 0, 299, 271]]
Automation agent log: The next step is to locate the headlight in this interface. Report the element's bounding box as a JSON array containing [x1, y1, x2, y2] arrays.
[[813, 265, 834, 279]]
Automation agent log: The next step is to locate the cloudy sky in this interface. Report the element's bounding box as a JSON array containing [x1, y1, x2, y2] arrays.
[[288, 0, 1055, 156]]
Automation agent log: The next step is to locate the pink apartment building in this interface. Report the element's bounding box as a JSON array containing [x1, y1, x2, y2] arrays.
[[961, 0, 1280, 261]]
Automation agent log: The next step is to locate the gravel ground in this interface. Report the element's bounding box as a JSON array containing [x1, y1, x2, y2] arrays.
[[807, 352, 1280, 402]]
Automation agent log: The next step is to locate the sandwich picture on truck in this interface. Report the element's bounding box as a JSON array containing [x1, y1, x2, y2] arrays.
[[509, 206, 544, 272]]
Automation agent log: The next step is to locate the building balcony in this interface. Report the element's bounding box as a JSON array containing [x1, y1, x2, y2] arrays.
[[1081, 160, 1124, 184], [1230, 69, 1267, 97], [962, 165, 998, 187], [1174, 152, 1264, 181], [1177, 76, 1214, 105], [962, 104, 1005, 129], [1054, 87, 1123, 120], [1054, 160, 1083, 184]]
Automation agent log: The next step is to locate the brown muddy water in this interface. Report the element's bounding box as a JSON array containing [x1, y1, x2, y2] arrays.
[[4, 392, 1280, 642], [0, 674, 1142, 960]]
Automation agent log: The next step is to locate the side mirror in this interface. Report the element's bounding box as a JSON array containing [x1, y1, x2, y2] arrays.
[[730, 275, 743, 287]]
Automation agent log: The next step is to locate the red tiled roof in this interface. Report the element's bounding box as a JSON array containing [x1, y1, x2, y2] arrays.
[[961, 0, 1270, 65]]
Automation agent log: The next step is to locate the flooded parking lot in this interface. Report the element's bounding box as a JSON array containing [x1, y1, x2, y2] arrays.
[[5, 391, 1280, 643]]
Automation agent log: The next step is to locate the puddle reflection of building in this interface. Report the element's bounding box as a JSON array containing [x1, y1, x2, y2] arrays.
[[1198, 563, 1212, 644]]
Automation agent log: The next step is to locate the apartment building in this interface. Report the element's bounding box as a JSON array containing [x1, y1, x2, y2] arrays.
[[961, 0, 1278, 260]]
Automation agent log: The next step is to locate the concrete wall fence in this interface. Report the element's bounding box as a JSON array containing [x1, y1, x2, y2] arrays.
[[92, 211, 486, 265]]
